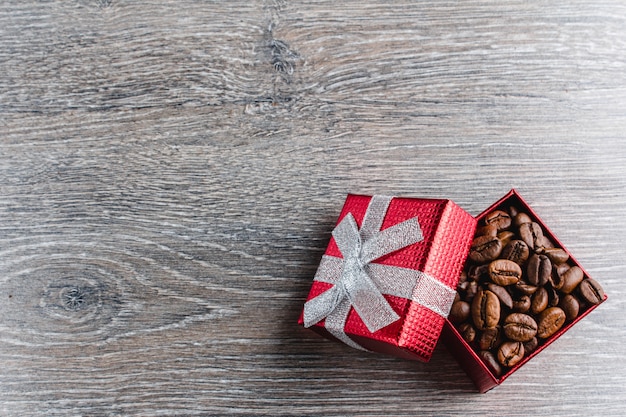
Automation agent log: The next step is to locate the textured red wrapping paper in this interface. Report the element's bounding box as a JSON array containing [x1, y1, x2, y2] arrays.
[[299, 194, 476, 362]]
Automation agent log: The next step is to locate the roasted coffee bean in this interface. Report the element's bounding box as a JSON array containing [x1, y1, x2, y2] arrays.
[[475, 224, 498, 237], [513, 212, 532, 227], [549, 267, 565, 291], [523, 337, 539, 355], [501, 240, 530, 265], [486, 283, 514, 310], [471, 289, 501, 330], [478, 326, 502, 351], [503, 313, 538, 342], [497, 231, 516, 248], [515, 280, 538, 296], [578, 278, 605, 305], [449, 300, 471, 324], [485, 210, 512, 231], [488, 259, 522, 286], [554, 263, 570, 277], [541, 235, 555, 249], [560, 266, 584, 294], [547, 286, 560, 307], [467, 264, 489, 282], [498, 341, 525, 367], [467, 281, 479, 302], [512, 295, 531, 313], [541, 248, 569, 265], [519, 221, 544, 251], [508, 206, 520, 218], [469, 235, 503, 264], [537, 307, 566, 339], [458, 322, 476, 343], [479, 350, 502, 377], [559, 294, 580, 321], [530, 287, 549, 315], [458, 270, 468, 284], [527, 254, 551, 286]]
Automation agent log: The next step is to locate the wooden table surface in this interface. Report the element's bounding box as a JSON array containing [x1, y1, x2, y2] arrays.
[[1, 1, 625, 415]]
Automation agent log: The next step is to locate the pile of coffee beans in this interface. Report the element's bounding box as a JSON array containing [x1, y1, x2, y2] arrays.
[[450, 206, 605, 377]]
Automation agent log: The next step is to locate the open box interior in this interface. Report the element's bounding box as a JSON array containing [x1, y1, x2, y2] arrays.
[[441, 189, 607, 392]]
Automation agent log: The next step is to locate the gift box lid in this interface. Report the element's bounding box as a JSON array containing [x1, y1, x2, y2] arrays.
[[300, 194, 477, 362]]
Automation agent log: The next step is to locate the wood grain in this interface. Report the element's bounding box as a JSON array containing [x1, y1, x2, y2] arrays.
[[1, 0, 625, 415]]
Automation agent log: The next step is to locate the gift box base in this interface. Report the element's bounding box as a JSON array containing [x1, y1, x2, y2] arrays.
[[443, 189, 607, 393]]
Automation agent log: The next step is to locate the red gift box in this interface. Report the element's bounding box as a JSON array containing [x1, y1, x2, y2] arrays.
[[299, 190, 607, 392], [298, 194, 476, 362]]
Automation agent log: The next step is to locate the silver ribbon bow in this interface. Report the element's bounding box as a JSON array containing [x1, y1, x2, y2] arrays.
[[303, 195, 457, 351]]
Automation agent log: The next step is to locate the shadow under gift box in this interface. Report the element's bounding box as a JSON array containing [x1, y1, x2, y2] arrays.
[[299, 190, 607, 393]]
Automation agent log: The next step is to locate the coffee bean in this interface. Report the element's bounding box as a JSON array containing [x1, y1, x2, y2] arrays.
[[486, 283, 513, 309], [485, 210, 512, 231], [541, 235, 555, 249], [549, 268, 565, 291], [488, 259, 522, 286], [479, 350, 503, 377], [501, 240, 530, 265], [527, 254, 551, 286], [559, 294, 580, 321], [458, 271, 468, 286], [541, 248, 569, 265], [478, 326, 502, 351], [515, 280, 538, 296], [458, 322, 476, 343], [550, 264, 570, 290], [560, 266, 584, 294], [469, 235, 503, 264], [530, 287, 549, 315], [467, 264, 489, 282], [537, 307, 566, 339], [508, 206, 520, 218], [449, 300, 471, 324], [513, 212, 532, 227], [512, 295, 531, 313], [523, 337, 539, 355], [463, 280, 479, 303], [497, 231, 516, 248], [471, 289, 501, 330], [475, 224, 498, 237], [546, 286, 560, 307], [503, 313, 538, 342], [497, 341, 525, 367], [578, 278, 605, 305], [519, 221, 544, 251]]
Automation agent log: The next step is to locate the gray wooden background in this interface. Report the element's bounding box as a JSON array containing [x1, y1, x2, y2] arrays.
[[1, 1, 625, 416]]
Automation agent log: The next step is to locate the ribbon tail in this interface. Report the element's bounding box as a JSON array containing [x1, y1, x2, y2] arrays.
[[325, 298, 370, 351], [302, 285, 343, 328], [345, 268, 400, 333]]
